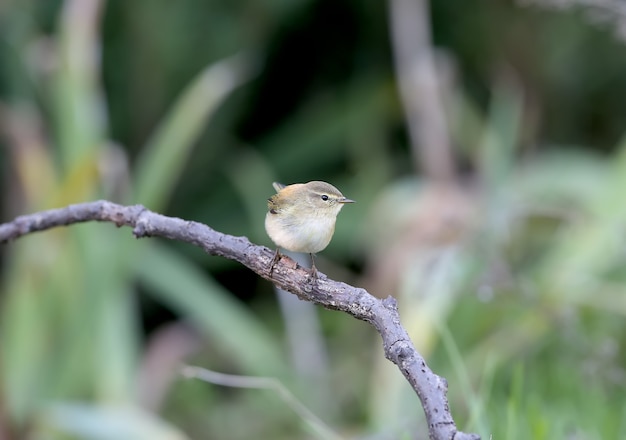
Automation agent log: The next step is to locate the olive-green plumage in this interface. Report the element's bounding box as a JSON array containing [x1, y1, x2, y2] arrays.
[[265, 181, 354, 275]]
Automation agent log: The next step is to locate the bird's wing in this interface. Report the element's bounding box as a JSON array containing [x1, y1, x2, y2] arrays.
[[272, 182, 286, 192]]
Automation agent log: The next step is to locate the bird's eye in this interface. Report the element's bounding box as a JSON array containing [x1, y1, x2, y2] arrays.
[[321, 195, 329, 201]]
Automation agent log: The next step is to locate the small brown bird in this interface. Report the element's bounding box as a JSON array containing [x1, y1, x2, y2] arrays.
[[265, 181, 354, 277]]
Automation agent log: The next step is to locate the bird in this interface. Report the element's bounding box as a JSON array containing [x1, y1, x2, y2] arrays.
[[265, 181, 354, 278]]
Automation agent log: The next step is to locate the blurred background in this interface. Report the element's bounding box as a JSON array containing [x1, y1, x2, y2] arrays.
[[2, 0, 626, 439]]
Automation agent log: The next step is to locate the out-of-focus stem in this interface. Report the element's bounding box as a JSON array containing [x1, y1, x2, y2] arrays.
[[388, 0, 456, 182]]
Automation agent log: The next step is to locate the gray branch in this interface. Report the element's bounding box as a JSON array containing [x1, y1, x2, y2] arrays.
[[0, 200, 480, 440]]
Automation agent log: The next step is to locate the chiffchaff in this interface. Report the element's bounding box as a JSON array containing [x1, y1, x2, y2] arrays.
[[265, 181, 354, 277]]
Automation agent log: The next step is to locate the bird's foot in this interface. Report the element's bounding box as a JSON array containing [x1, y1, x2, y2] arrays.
[[308, 253, 321, 283], [269, 248, 281, 277]]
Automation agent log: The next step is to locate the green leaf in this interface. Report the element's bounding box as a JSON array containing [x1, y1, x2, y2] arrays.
[[37, 403, 189, 440], [135, 243, 285, 375], [133, 53, 259, 211]]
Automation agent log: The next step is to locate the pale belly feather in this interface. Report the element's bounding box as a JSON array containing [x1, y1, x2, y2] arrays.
[[265, 213, 336, 254]]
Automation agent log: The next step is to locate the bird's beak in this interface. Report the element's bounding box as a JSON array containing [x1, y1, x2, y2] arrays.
[[339, 197, 355, 204]]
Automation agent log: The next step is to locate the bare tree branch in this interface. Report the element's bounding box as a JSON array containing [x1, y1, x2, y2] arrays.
[[0, 200, 480, 440]]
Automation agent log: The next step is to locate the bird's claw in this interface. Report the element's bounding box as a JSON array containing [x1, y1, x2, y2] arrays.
[[269, 248, 281, 277]]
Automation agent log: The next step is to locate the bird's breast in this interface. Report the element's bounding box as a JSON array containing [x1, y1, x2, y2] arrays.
[[265, 212, 336, 254]]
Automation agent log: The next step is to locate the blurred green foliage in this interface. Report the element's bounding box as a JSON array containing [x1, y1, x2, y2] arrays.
[[2, 0, 626, 439]]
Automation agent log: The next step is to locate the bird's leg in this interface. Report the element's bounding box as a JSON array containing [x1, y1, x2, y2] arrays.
[[310, 253, 319, 279], [269, 248, 281, 277]]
